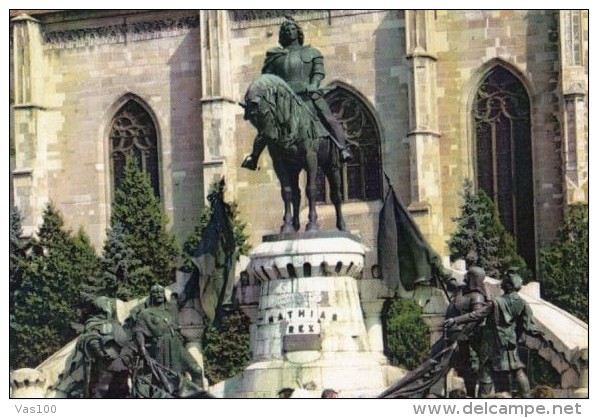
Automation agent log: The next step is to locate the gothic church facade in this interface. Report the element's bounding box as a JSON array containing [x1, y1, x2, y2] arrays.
[[10, 10, 588, 277]]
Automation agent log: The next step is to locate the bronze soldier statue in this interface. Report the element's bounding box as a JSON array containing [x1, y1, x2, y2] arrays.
[[490, 272, 543, 398], [77, 296, 133, 398], [443, 266, 493, 398], [134, 285, 204, 390], [242, 16, 354, 171]]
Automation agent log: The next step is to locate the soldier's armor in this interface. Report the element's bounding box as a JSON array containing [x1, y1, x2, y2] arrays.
[[446, 290, 487, 321], [445, 288, 488, 341], [246, 38, 354, 165], [262, 46, 324, 94]]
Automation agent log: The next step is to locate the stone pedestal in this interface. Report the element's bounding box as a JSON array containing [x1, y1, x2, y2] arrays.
[[215, 232, 402, 397], [10, 368, 47, 398]]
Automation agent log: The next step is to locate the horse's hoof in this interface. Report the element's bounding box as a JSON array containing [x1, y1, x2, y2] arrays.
[[337, 221, 347, 231], [280, 224, 295, 234], [305, 222, 320, 233]]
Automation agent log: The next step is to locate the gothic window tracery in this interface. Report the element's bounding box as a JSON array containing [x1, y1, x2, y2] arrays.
[[315, 88, 382, 203], [109, 100, 160, 197], [473, 66, 535, 271]]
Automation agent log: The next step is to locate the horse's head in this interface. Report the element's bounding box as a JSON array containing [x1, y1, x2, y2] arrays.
[[241, 74, 305, 138], [239, 97, 261, 128]]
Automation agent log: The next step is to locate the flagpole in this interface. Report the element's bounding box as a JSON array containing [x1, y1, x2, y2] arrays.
[[214, 199, 231, 328], [383, 171, 393, 193], [443, 326, 449, 397]]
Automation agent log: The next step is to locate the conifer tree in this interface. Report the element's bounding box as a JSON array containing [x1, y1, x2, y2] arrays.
[[540, 204, 588, 322], [448, 180, 531, 281], [202, 308, 252, 384], [383, 298, 430, 370], [448, 181, 501, 276], [83, 222, 152, 302], [71, 228, 101, 317], [10, 208, 30, 323], [11, 203, 96, 368], [109, 158, 179, 298], [10, 208, 31, 366]]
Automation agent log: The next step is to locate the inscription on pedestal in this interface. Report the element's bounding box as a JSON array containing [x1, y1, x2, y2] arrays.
[[283, 334, 322, 352], [258, 307, 339, 327]]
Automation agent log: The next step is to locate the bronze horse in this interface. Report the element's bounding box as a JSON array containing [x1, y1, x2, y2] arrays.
[[241, 74, 346, 234]]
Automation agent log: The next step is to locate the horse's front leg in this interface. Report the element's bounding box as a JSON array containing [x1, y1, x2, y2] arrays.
[[305, 152, 320, 232]]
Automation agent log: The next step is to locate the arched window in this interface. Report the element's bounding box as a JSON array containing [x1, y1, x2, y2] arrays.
[[315, 87, 382, 202], [473, 66, 535, 271], [109, 100, 160, 197]]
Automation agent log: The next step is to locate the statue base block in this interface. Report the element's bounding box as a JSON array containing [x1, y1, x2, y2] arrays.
[[211, 353, 405, 398], [212, 232, 404, 397]]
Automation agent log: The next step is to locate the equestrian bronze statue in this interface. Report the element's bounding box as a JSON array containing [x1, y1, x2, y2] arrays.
[[241, 73, 346, 233]]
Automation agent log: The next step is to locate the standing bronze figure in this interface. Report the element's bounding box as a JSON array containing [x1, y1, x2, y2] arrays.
[[443, 266, 493, 398], [77, 296, 133, 398], [133, 285, 204, 396], [490, 272, 543, 398], [378, 267, 493, 399]]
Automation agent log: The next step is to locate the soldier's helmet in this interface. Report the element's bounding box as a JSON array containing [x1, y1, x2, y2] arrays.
[[501, 272, 523, 291]]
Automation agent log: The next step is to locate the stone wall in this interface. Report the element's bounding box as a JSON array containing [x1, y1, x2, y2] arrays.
[[559, 10, 589, 204], [434, 10, 565, 259], [12, 10, 204, 248]]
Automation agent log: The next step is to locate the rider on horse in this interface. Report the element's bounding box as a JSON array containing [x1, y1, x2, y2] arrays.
[[242, 16, 354, 171]]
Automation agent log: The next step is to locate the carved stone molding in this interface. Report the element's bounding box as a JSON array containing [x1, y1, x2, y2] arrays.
[[128, 15, 200, 42], [43, 24, 125, 49], [232, 9, 323, 22], [42, 14, 199, 49], [230, 10, 379, 29]]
